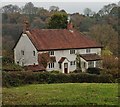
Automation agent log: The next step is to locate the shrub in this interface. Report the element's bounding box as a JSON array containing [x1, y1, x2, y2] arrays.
[[97, 74, 114, 83], [50, 70, 61, 74], [72, 69, 82, 73], [2, 71, 115, 87], [2, 63, 23, 71], [87, 67, 101, 75]]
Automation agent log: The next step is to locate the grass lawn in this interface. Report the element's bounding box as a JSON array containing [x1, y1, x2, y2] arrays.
[[2, 83, 118, 106]]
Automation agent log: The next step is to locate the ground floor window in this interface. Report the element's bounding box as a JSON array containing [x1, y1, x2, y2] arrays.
[[88, 61, 94, 68], [49, 63, 54, 68], [70, 61, 75, 66]]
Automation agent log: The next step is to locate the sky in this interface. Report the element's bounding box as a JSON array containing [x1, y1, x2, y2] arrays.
[[1, 0, 119, 14]]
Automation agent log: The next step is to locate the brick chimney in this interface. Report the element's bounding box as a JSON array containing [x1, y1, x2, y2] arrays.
[[23, 20, 30, 33], [67, 22, 73, 30], [67, 16, 73, 30]]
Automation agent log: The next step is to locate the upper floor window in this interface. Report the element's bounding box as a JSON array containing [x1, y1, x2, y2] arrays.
[[33, 51, 35, 56], [21, 50, 24, 55], [49, 51, 54, 55], [70, 49, 75, 54], [86, 49, 91, 53]]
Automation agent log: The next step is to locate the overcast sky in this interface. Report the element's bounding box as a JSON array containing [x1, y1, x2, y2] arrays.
[[1, 0, 119, 14]]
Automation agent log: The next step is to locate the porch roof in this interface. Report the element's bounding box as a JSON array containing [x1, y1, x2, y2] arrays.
[[80, 54, 102, 61], [58, 57, 66, 63]]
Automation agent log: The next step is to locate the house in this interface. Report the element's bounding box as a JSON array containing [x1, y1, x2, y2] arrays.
[[14, 21, 102, 73]]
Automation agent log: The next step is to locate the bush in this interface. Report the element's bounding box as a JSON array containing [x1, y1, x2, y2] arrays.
[[50, 70, 61, 74], [2, 71, 115, 87], [72, 69, 82, 73], [87, 67, 101, 75], [2, 63, 23, 71]]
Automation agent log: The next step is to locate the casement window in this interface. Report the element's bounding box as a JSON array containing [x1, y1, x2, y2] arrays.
[[49, 63, 54, 68], [70, 49, 75, 54], [88, 61, 94, 67], [70, 61, 76, 66], [49, 51, 54, 55], [21, 50, 24, 55], [86, 49, 91, 53], [33, 51, 35, 56]]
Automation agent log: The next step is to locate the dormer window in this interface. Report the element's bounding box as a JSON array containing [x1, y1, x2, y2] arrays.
[[49, 51, 54, 55], [70, 49, 75, 54], [86, 49, 91, 53], [21, 50, 24, 55]]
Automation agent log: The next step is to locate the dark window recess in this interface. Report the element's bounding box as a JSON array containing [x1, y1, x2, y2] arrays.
[[86, 49, 91, 53], [33, 51, 35, 56], [70, 61, 76, 66], [49, 51, 54, 55], [17, 61, 19, 64], [70, 49, 75, 54], [49, 63, 54, 68], [21, 50, 24, 55]]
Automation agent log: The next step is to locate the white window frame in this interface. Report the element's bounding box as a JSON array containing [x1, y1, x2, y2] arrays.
[[70, 49, 75, 54], [49, 51, 54, 55], [88, 61, 94, 68], [86, 49, 91, 53], [70, 61, 76, 66], [49, 62, 54, 68]]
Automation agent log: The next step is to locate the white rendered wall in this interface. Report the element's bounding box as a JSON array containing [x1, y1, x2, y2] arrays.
[[14, 33, 38, 66], [42, 48, 101, 72]]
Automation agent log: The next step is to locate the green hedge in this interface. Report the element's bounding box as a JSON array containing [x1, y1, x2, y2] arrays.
[[2, 71, 116, 87]]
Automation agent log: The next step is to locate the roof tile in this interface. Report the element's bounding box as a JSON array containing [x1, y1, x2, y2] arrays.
[[26, 29, 102, 51]]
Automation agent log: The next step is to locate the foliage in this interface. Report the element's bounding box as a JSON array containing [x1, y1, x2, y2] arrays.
[[49, 6, 59, 12], [48, 12, 68, 29], [1, 2, 119, 57], [87, 67, 101, 75], [84, 8, 93, 16], [75, 53, 82, 72], [101, 55, 119, 80], [89, 24, 118, 55], [2, 56, 13, 65], [2, 71, 116, 87], [2, 83, 118, 105], [2, 63, 23, 71], [50, 70, 61, 74]]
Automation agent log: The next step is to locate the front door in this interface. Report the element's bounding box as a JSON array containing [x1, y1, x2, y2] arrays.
[[64, 63, 68, 73]]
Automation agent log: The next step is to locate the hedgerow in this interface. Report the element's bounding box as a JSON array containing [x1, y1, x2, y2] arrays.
[[2, 71, 117, 87]]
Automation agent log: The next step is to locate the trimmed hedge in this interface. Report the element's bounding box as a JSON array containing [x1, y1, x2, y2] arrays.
[[2, 71, 116, 87], [87, 67, 101, 75]]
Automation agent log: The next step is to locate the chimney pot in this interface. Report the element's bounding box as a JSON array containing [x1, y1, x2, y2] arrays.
[[23, 20, 30, 33], [67, 22, 73, 30]]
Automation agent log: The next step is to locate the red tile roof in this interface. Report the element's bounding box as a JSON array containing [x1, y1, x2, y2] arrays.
[[58, 57, 67, 63], [24, 65, 45, 71], [26, 29, 102, 51], [80, 54, 102, 61]]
